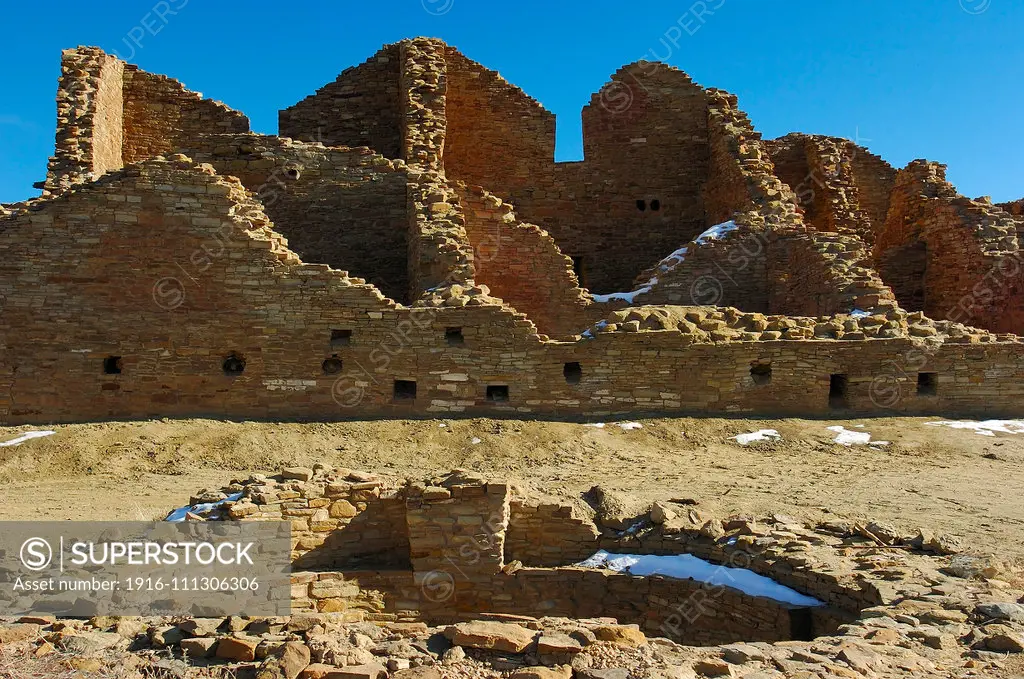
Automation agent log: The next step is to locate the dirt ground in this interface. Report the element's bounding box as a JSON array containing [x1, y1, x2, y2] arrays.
[[0, 415, 1021, 560]]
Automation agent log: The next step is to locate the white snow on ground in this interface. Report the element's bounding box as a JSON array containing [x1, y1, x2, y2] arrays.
[[471, 437, 482, 445], [581, 320, 609, 340], [591, 281, 657, 304], [849, 309, 871, 319], [925, 420, 1024, 437], [731, 429, 781, 445], [583, 423, 607, 428], [828, 426, 889, 447], [166, 492, 244, 522], [590, 221, 738, 304], [617, 422, 643, 430], [0, 431, 56, 447], [578, 550, 824, 607]]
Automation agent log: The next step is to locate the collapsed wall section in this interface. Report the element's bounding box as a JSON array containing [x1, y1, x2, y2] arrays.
[[456, 183, 603, 338], [278, 44, 403, 158], [44, 48, 125, 192], [182, 134, 413, 304], [121, 65, 249, 164], [44, 47, 249, 194], [876, 161, 1024, 332]]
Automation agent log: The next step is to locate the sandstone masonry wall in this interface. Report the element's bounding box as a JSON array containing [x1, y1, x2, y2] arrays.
[[278, 44, 403, 158], [44, 47, 125, 192], [876, 161, 1024, 333], [182, 134, 413, 304], [456, 184, 602, 339], [121, 66, 248, 164]]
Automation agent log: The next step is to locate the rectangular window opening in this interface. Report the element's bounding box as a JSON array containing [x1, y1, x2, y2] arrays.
[[487, 385, 510, 403], [103, 356, 123, 375], [917, 372, 938, 397], [393, 380, 417, 401], [445, 327, 465, 346], [330, 329, 353, 347], [564, 362, 582, 385], [829, 374, 848, 409]]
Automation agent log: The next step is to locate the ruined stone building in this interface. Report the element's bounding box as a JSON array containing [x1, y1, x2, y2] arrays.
[[2, 38, 1023, 424]]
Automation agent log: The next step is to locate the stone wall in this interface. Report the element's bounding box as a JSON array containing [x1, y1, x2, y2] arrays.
[[875, 161, 1024, 333], [44, 47, 125, 192], [182, 134, 413, 304], [225, 469, 410, 571], [456, 184, 601, 339], [279, 44, 403, 158], [121, 65, 249, 164]]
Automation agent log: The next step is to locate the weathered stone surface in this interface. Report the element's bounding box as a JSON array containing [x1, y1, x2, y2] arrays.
[[445, 621, 536, 653], [0, 624, 40, 644], [591, 625, 646, 648], [180, 637, 218, 658], [216, 635, 261, 661]]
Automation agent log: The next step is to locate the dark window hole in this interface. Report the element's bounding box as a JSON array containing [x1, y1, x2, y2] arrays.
[[636, 199, 646, 211], [750, 362, 771, 385], [322, 356, 343, 375], [223, 354, 246, 375], [103, 356, 123, 375], [564, 362, 582, 385], [487, 385, 510, 402], [331, 329, 352, 347], [394, 380, 417, 401], [917, 372, 938, 397], [829, 374, 848, 408], [790, 608, 815, 641], [650, 199, 661, 211], [284, 165, 301, 180], [569, 256, 585, 287], [446, 327, 465, 346]]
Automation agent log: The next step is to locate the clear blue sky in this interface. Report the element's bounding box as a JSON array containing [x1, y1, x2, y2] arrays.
[[1, 1, 1021, 204]]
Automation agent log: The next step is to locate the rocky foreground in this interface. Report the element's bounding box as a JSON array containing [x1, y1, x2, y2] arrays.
[[2, 593, 1024, 679]]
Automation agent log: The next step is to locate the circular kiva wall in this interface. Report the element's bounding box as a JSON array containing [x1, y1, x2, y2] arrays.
[[178, 467, 964, 648]]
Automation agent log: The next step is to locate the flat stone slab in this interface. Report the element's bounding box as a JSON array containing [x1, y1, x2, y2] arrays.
[[444, 621, 536, 653]]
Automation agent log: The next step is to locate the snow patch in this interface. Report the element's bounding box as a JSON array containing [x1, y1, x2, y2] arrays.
[[166, 492, 243, 523], [617, 422, 643, 431], [0, 431, 56, 447], [583, 423, 607, 428], [590, 221, 738, 304], [925, 420, 1024, 437], [828, 426, 889, 447], [471, 437, 482, 445], [578, 550, 823, 607], [731, 429, 781, 445], [849, 309, 871, 319]]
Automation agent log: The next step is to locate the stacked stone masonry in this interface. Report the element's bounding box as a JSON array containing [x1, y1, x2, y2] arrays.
[[3, 39, 1024, 424], [203, 468, 876, 647]]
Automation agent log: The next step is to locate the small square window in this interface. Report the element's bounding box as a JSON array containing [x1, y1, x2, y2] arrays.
[[917, 373, 938, 397], [330, 329, 352, 347], [829, 374, 848, 409], [636, 199, 647, 212], [103, 356, 123, 375], [487, 385, 510, 402], [394, 380, 417, 401], [445, 327, 465, 346], [750, 362, 771, 385], [564, 362, 582, 385]]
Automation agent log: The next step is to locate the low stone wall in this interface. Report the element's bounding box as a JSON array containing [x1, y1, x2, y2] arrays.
[[189, 467, 911, 648]]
